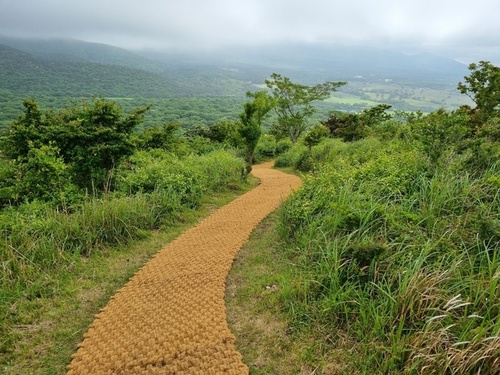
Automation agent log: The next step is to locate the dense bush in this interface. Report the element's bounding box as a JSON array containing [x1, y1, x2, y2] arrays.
[[0, 98, 149, 204], [254, 134, 277, 162], [117, 149, 245, 200]]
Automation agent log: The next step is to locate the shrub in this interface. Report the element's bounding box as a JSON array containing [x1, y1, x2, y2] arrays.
[[275, 143, 308, 168], [276, 138, 293, 155], [254, 134, 277, 162]]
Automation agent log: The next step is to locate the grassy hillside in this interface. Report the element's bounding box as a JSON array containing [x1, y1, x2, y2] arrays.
[[250, 105, 499, 373]]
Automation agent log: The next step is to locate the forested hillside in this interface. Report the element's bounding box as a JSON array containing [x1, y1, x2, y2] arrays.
[[0, 37, 473, 131], [0, 44, 181, 98]]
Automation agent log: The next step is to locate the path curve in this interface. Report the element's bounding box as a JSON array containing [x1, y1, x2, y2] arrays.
[[66, 162, 302, 374]]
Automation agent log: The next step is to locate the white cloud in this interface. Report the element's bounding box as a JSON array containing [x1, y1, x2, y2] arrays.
[[1, 0, 500, 63]]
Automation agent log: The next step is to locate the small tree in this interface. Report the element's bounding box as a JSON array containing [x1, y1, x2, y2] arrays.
[[53, 98, 149, 192], [239, 91, 274, 168], [410, 108, 469, 166], [265, 73, 346, 143], [323, 104, 392, 142], [1, 99, 47, 159], [239, 102, 261, 168], [457, 61, 500, 122], [303, 125, 330, 151], [138, 121, 181, 151]]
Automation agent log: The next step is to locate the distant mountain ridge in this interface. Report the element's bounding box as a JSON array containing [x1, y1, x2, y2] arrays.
[[0, 36, 166, 73], [0, 37, 258, 98], [0, 42, 181, 98], [238, 43, 469, 82], [0, 36, 468, 85], [140, 42, 469, 84]]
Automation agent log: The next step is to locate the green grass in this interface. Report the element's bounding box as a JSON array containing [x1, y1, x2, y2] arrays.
[[0, 174, 258, 375], [270, 136, 500, 373], [226, 213, 307, 374], [0, 149, 250, 374]]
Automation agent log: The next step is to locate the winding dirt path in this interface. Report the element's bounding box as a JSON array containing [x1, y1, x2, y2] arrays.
[[66, 162, 302, 374]]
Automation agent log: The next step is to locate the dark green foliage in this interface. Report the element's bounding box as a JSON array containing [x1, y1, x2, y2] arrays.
[[1, 98, 148, 198], [409, 107, 470, 165], [1, 99, 46, 159], [458, 61, 500, 122], [239, 102, 262, 166], [56, 98, 148, 191], [12, 143, 79, 207], [303, 124, 330, 150], [254, 134, 277, 162], [276, 138, 292, 154], [188, 119, 242, 147], [322, 104, 392, 142], [294, 150, 314, 172], [462, 116, 500, 172], [321, 111, 361, 141], [136, 121, 182, 151]]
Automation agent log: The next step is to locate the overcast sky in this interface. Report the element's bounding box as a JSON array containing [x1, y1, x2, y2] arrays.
[[1, 0, 500, 64]]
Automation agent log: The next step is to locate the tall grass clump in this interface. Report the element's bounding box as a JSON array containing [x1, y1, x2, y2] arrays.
[[276, 135, 500, 373]]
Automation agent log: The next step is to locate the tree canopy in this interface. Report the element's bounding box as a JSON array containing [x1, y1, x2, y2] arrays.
[[458, 60, 500, 121]]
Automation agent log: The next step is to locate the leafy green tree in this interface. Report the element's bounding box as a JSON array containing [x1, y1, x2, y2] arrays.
[[1, 99, 47, 159], [303, 125, 330, 151], [457, 61, 500, 121], [52, 98, 148, 192], [14, 142, 78, 206], [238, 91, 274, 167], [239, 102, 262, 168], [362, 104, 393, 125], [244, 91, 275, 127], [265, 73, 346, 143], [322, 112, 362, 142], [191, 119, 242, 147], [410, 108, 470, 165]]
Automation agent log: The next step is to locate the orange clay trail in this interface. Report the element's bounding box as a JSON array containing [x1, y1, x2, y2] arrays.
[[66, 162, 302, 375]]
